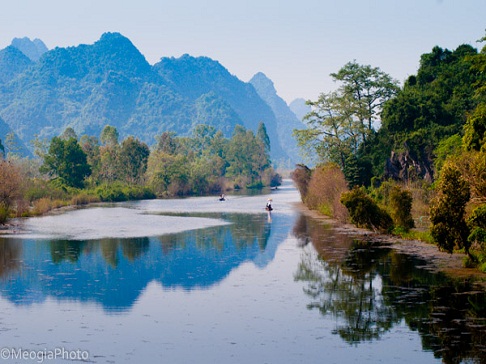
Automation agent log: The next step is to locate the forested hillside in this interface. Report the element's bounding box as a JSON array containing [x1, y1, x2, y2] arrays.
[[294, 33, 486, 270], [0, 32, 294, 164]]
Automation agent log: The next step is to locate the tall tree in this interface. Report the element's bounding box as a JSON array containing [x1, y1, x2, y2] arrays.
[[257, 121, 271, 154], [331, 61, 400, 142], [118, 136, 150, 184], [294, 91, 361, 170], [100, 125, 119, 147], [40, 137, 91, 188], [60, 127, 78, 141]]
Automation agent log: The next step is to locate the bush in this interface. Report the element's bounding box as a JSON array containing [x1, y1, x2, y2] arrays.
[[340, 187, 394, 232], [95, 184, 128, 202], [389, 186, 415, 231], [467, 204, 486, 248], [305, 163, 349, 222], [94, 183, 156, 202], [0, 202, 9, 224], [291, 164, 312, 202], [430, 163, 471, 253], [71, 193, 100, 206]]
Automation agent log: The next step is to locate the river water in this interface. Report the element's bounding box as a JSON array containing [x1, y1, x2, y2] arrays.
[[0, 181, 484, 363]]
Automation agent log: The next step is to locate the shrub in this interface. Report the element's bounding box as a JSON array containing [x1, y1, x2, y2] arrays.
[[340, 187, 394, 232], [71, 193, 100, 206], [467, 204, 486, 248], [0, 202, 9, 224], [291, 164, 312, 202], [94, 183, 156, 202], [95, 184, 128, 202], [305, 163, 349, 222], [429, 163, 471, 254], [389, 186, 415, 231]]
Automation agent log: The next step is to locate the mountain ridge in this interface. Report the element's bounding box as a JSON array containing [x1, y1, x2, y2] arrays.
[[0, 32, 300, 165]]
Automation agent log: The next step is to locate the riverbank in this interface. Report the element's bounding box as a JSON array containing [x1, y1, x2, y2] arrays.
[[295, 202, 486, 284]]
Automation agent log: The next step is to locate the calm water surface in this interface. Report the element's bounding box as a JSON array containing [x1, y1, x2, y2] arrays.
[[0, 181, 484, 363]]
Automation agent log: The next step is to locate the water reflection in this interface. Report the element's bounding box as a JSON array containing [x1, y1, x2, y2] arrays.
[[0, 240, 21, 279], [293, 214, 486, 364], [0, 212, 277, 312]]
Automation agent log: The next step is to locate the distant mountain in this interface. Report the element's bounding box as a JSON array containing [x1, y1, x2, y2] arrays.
[[155, 55, 286, 161], [249, 72, 304, 165], [0, 46, 32, 84], [0, 116, 30, 157], [0, 32, 290, 163], [289, 98, 311, 122], [11, 37, 48, 61]]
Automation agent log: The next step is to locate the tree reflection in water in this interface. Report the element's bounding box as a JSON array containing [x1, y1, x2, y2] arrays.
[[0, 239, 21, 280], [44, 213, 271, 266], [293, 214, 486, 364]]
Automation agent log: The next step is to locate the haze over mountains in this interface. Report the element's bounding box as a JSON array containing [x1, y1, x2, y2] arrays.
[[0, 32, 305, 165]]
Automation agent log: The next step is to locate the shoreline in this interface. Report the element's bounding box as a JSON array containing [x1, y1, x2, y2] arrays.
[[294, 202, 486, 284]]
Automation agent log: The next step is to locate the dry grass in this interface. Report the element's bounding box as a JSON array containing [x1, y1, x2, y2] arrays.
[[32, 198, 67, 216], [305, 163, 349, 222]]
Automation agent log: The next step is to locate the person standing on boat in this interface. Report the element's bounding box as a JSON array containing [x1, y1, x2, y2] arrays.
[[266, 198, 273, 211]]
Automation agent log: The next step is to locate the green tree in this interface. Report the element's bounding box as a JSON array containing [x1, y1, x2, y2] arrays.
[[294, 62, 398, 186], [100, 125, 119, 147], [226, 125, 270, 187], [40, 137, 91, 188], [79, 135, 101, 181], [118, 136, 150, 184], [331, 61, 400, 140], [146, 151, 190, 196], [340, 187, 393, 232], [294, 91, 361, 170], [257, 121, 271, 154], [388, 186, 415, 231], [155, 131, 178, 154], [430, 163, 471, 254], [60, 127, 78, 141]]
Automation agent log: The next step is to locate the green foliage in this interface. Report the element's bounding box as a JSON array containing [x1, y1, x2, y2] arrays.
[[118, 136, 150, 184], [433, 134, 463, 175], [100, 125, 119, 147], [467, 204, 486, 247], [430, 163, 471, 253], [0, 202, 8, 223], [294, 62, 398, 185], [367, 43, 481, 183], [463, 103, 486, 151], [340, 187, 393, 232], [388, 186, 415, 231], [371, 181, 414, 231], [94, 183, 155, 202], [40, 136, 91, 188]]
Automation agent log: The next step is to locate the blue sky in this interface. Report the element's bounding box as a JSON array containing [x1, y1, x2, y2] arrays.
[[1, 0, 485, 103]]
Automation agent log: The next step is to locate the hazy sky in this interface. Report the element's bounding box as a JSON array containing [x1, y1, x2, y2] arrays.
[[1, 0, 485, 103]]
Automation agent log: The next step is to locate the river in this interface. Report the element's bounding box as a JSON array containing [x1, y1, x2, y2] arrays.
[[0, 180, 484, 363]]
